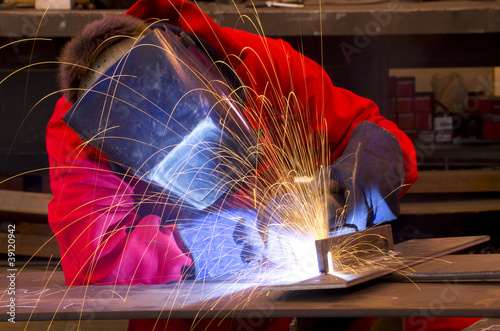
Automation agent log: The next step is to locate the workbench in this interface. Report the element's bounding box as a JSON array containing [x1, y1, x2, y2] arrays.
[[1, 1, 500, 37], [1, 233, 499, 324], [1, 262, 499, 323]]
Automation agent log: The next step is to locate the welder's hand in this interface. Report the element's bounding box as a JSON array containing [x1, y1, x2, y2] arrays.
[[176, 209, 264, 279], [314, 121, 406, 236]]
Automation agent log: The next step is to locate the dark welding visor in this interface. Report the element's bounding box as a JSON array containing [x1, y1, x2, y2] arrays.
[[63, 24, 260, 210]]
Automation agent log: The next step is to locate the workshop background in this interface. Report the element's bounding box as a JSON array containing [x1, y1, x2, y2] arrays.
[[0, 0, 500, 329]]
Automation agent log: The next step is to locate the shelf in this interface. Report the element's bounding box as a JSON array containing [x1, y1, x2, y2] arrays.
[[1, 1, 500, 37]]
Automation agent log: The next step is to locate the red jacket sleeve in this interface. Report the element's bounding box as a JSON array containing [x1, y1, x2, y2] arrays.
[[126, 0, 418, 191], [46, 97, 192, 286]]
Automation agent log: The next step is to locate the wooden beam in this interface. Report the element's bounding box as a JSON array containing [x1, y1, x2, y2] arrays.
[[0, 233, 60, 258], [407, 170, 500, 194], [400, 199, 500, 215], [14, 222, 54, 236], [0, 190, 51, 216]]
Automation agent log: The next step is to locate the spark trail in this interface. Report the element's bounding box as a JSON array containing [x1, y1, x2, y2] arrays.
[[0, 1, 406, 330]]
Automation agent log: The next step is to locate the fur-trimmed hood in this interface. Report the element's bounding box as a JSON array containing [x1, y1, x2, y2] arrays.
[[58, 15, 150, 103]]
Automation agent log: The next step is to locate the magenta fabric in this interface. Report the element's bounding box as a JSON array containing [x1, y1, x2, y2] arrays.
[[47, 97, 192, 286]]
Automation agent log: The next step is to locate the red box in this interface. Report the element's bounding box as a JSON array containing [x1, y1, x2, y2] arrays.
[[397, 96, 414, 114], [415, 112, 433, 130], [467, 96, 500, 117], [396, 77, 415, 97], [397, 113, 415, 130], [414, 93, 433, 113], [483, 118, 500, 140]]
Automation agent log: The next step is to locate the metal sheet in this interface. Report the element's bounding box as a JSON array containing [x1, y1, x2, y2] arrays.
[[260, 235, 490, 291], [386, 254, 500, 282], [0, 235, 492, 322], [463, 318, 500, 331], [2, 270, 500, 321]]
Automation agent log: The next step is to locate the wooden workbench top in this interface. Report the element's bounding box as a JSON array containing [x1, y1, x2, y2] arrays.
[[1, 268, 499, 321], [1, 248, 499, 322]]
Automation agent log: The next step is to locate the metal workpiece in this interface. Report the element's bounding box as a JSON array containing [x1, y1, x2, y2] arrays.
[[387, 254, 500, 282], [315, 224, 394, 275], [261, 233, 490, 291], [2, 1, 500, 37]]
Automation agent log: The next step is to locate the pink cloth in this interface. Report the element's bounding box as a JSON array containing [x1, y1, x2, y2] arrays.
[[47, 97, 192, 286]]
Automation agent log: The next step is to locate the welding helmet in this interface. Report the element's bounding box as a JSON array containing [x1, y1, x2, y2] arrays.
[[62, 20, 260, 210]]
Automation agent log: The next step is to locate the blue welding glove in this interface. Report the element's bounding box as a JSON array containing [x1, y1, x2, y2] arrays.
[[316, 121, 406, 236], [176, 209, 264, 279]]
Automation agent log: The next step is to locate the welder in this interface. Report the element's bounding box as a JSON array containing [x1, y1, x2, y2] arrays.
[[46, 0, 417, 329]]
